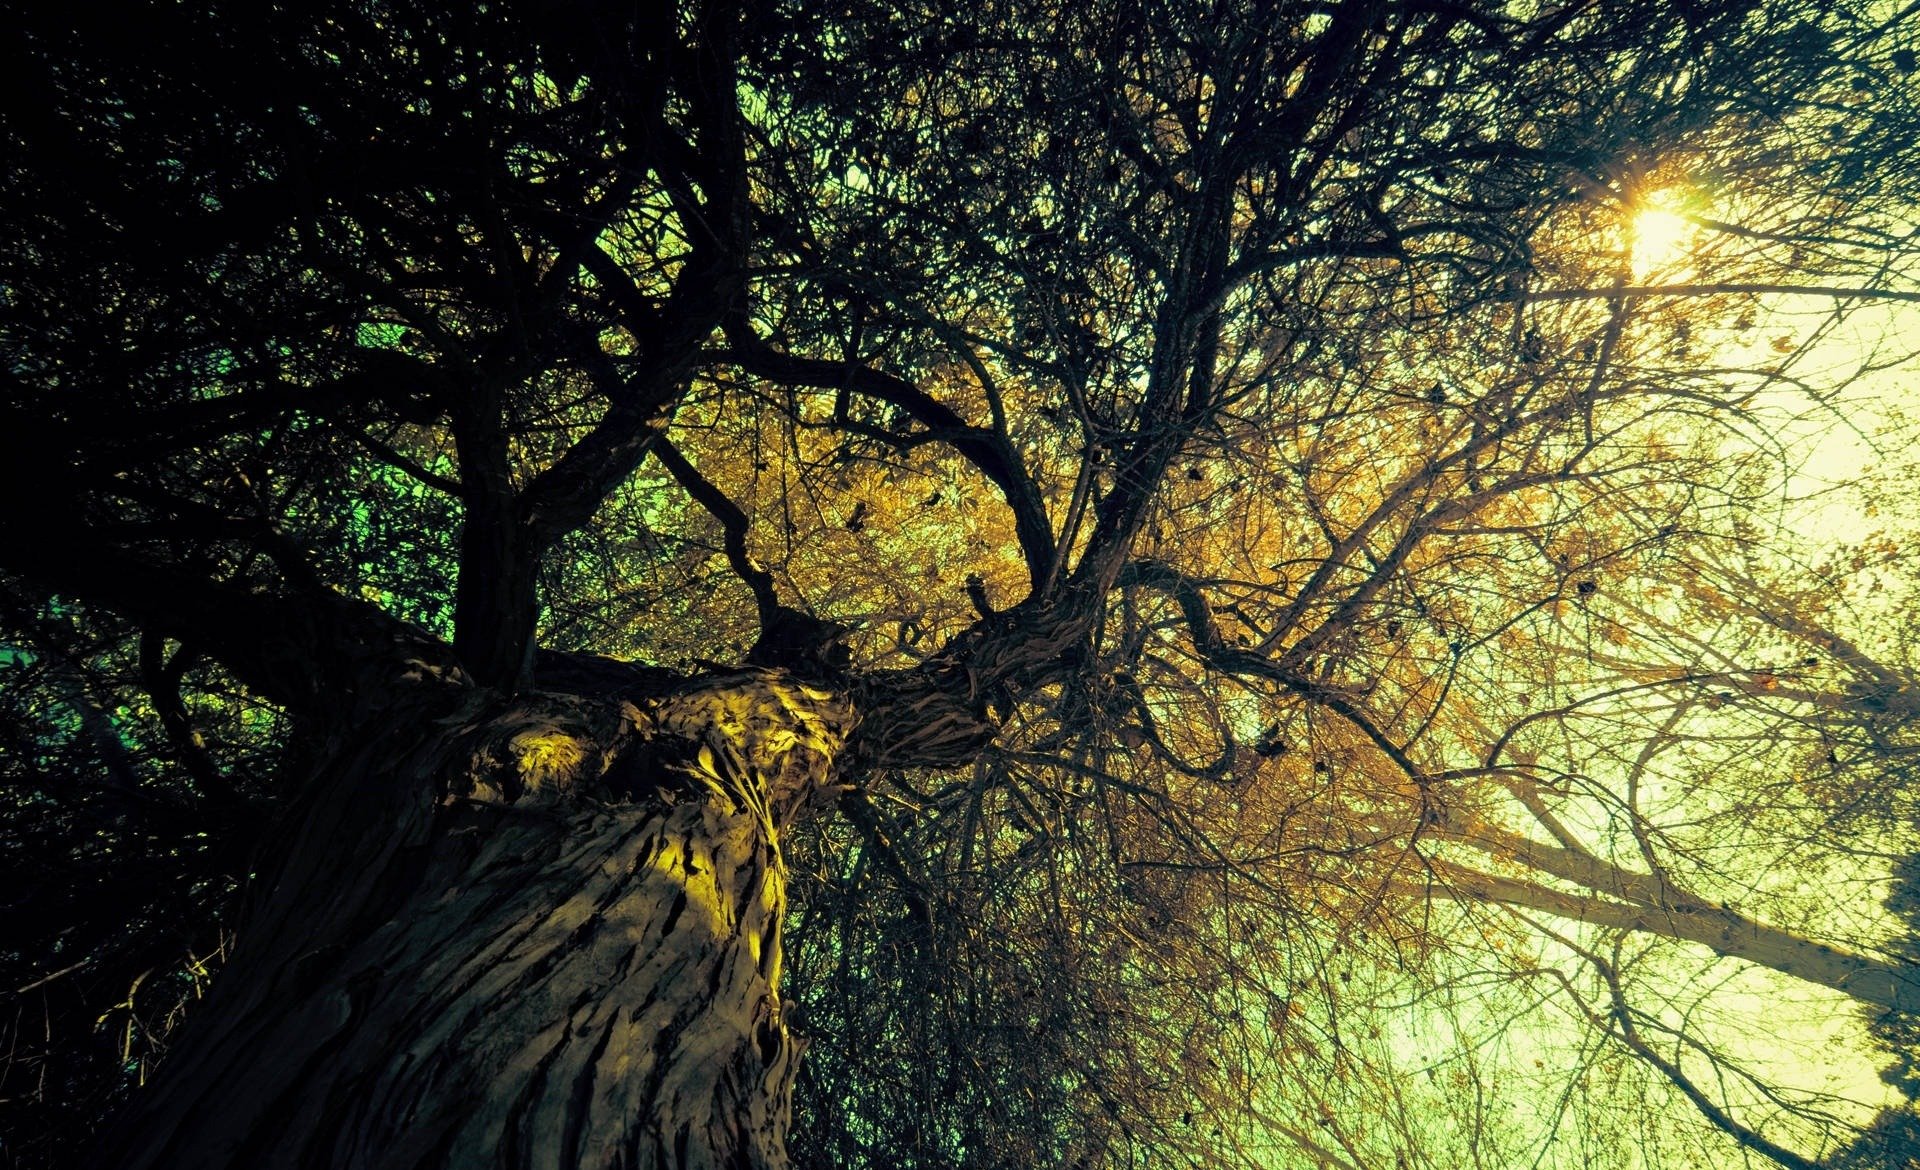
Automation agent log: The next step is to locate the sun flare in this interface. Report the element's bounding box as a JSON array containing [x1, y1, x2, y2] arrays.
[[1629, 200, 1696, 276]]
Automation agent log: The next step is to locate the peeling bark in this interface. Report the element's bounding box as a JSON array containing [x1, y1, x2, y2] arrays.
[[92, 670, 854, 1170]]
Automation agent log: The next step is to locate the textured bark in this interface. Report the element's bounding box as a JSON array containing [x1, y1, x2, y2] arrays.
[[92, 669, 853, 1170]]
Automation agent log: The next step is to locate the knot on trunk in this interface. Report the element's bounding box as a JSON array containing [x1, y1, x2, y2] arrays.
[[635, 669, 858, 824], [446, 669, 857, 823], [450, 692, 637, 804]]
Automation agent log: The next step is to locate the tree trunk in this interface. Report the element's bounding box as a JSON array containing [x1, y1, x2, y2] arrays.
[[91, 668, 854, 1170]]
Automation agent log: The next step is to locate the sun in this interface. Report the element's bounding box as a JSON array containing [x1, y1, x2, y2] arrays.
[[1628, 195, 1697, 277]]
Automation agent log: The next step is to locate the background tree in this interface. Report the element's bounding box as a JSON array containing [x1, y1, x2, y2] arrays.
[[3, 1, 1919, 1168]]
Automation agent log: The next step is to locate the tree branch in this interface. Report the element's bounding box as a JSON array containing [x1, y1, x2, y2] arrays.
[[722, 322, 1058, 596], [649, 434, 779, 632], [1525, 282, 1920, 305], [1422, 859, 1920, 1012]]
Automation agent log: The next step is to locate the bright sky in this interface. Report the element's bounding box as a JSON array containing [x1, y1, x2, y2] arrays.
[[1458, 195, 1920, 1164]]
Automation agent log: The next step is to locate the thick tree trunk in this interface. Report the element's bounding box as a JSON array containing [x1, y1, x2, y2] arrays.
[[91, 668, 854, 1170]]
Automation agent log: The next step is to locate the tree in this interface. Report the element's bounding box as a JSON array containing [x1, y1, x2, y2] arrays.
[[3, 0, 1919, 1167]]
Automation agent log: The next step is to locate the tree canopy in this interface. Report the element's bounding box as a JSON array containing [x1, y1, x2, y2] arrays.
[[4, 1, 1920, 1167]]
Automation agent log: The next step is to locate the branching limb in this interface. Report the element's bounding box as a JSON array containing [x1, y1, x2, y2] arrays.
[[650, 434, 780, 631], [722, 320, 1058, 596], [1119, 558, 1434, 798], [1525, 282, 1920, 306], [138, 633, 239, 804], [1589, 943, 1824, 1170]]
